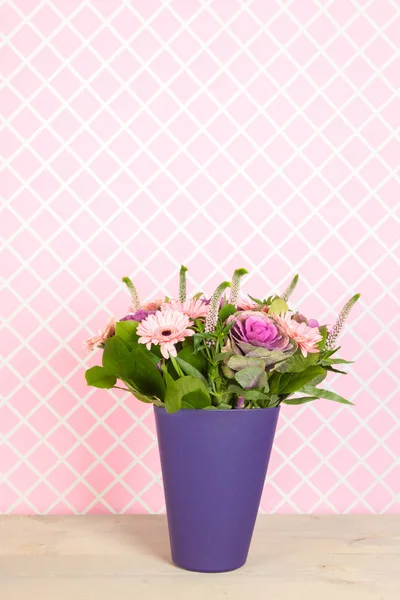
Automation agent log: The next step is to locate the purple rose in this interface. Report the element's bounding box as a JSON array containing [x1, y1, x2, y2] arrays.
[[120, 310, 155, 323], [230, 311, 291, 352]]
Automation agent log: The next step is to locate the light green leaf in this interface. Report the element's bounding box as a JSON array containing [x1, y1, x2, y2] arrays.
[[235, 367, 267, 390], [268, 297, 289, 315], [228, 355, 265, 371], [275, 350, 318, 373], [245, 346, 297, 366], [302, 386, 354, 405], [115, 320, 139, 345], [283, 396, 317, 405], [181, 390, 211, 409], [85, 366, 116, 389]]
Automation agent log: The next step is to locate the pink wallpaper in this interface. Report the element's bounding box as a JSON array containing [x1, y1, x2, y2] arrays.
[[1, 0, 400, 515]]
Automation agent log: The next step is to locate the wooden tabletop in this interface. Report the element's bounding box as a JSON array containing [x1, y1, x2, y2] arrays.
[[0, 515, 399, 599]]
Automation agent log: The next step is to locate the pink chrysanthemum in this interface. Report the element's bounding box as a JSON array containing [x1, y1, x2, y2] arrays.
[[84, 316, 116, 352], [137, 310, 194, 359], [272, 312, 322, 357], [162, 298, 209, 319]]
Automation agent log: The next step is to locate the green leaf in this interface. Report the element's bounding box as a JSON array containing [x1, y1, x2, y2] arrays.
[[320, 347, 341, 360], [228, 355, 265, 371], [222, 321, 235, 334], [235, 367, 267, 390], [267, 394, 280, 407], [302, 386, 354, 405], [85, 366, 116, 389], [115, 320, 139, 345], [283, 396, 317, 405], [244, 346, 297, 366], [324, 366, 348, 375], [162, 369, 182, 413], [215, 352, 232, 363], [275, 350, 318, 373], [318, 325, 327, 350], [136, 345, 160, 366], [124, 383, 153, 404], [177, 345, 207, 374], [268, 371, 282, 395], [268, 297, 289, 315], [192, 292, 204, 301], [248, 295, 263, 305], [102, 337, 134, 380], [181, 401, 194, 409], [221, 363, 236, 379], [181, 390, 211, 409], [175, 357, 208, 387], [217, 402, 232, 410], [175, 376, 210, 399], [280, 366, 326, 394], [227, 384, 269, 401], [203, 405, 217, 410], [130, 348, 165, 400], [218, 303, 236, 322], [322, 358, 354, 365], [306, 370, 327, 388]]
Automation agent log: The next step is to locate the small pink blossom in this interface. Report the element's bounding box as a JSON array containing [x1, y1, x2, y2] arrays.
[[272, 312, 322, 357], [162, 298, 209, 319], [137, 310, 194, 359], [84, 316, 116, 352]]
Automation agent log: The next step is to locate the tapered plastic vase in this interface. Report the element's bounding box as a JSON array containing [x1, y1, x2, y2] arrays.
[[154, 406, 280, 573]]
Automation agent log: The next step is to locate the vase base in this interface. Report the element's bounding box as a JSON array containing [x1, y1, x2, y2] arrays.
[[172, 560, 246, 573]]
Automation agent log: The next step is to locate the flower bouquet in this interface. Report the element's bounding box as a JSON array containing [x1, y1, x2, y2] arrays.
[[85, 267, 359, 572]]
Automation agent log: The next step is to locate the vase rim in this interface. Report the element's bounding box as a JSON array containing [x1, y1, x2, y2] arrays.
[[153, 405, 280, 413]]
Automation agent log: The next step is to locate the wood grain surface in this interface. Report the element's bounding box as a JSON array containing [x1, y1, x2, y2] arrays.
[[0, 515, 399, 599]]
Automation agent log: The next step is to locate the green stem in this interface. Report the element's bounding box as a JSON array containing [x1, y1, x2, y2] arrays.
[[170, 356, 184, 378], [113, 386, 130, 392]]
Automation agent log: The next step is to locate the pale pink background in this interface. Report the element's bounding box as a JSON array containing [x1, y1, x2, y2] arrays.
[[1, 0, 400, 515]]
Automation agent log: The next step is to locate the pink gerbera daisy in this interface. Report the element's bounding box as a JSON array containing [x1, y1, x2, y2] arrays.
[[140, 298, 164, 311], [272, 312, 322, 357], [234, 292, 260, 311], [137, 310, 194, 359], [84, 316, 116, 352], [162, 298, 209, 319]]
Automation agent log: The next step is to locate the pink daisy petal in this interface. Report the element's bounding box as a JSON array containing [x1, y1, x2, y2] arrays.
[[84, 316, 116, 352], [137, 310, 194, 359], [162, 298, 209, 319], [272, 312, 322, 356]]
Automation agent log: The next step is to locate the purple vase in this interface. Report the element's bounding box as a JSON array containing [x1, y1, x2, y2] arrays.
[[154, 406, 280, 573]]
